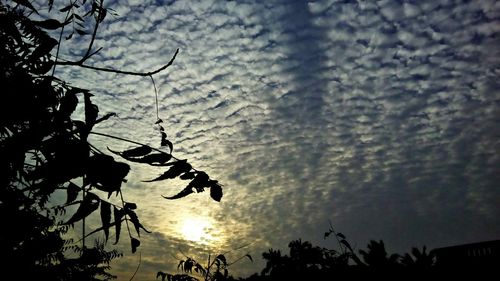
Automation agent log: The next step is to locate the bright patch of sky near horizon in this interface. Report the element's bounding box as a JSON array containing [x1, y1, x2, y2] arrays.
[[52, 0, 500, 279]]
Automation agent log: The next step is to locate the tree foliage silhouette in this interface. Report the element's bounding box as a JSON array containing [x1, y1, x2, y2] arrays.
[[260, 237, 355, 280], [359, 240, 401, 268], [1, 1, 221, 280], [157, 249, 253, 281], [242, 226, 442, 280], [401, 246, 435, 269]]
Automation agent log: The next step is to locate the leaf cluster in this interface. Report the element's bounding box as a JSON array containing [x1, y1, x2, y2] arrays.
[[110, 144, 223, 202], [160, 251, 252, 281], [1, 1, 222, 280]]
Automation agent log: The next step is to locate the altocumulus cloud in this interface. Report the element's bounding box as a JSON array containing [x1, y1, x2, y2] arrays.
[[55, 0, 500, 279]]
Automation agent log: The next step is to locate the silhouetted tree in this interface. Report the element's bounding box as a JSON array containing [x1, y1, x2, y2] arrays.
[[261, 249, 287, 277], [1, 1, 221, 280], [260, 237, 357, 280], [359, 240, 401, 268], [401, 246, 435, 269]]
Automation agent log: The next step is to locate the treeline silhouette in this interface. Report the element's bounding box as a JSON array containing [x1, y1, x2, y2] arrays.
[[160, 226, 500, 281]]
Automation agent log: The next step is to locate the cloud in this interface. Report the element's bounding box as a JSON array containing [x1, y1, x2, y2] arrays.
[[55, 0, 500, 279]]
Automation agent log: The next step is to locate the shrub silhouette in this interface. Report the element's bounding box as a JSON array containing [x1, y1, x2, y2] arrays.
[[159, 251, 253, 281]]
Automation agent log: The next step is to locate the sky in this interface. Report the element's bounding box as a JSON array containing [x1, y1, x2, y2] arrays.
[[52, 0, 500, 280]]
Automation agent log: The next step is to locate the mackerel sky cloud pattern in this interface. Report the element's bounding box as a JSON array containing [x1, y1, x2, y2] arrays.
[[58, 0, 500, 279]]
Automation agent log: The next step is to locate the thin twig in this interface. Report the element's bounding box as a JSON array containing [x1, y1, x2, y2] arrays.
[[227, 254, 251, 267], [87, 140, 105, 155], [150, 75, 160, 121], [90, 131, 169, 154], [82, 175, 86, 249], [328, 220, 344, 254], [51, 3, 73, 76], [56, 48, 179, 77], [75, 219, 125, 243], [82, 0, 104, 62], [177, 247, 190, 259], [119, 190, 133, 238], [222, 241, 255, 255], [129, 252, 142, 281]]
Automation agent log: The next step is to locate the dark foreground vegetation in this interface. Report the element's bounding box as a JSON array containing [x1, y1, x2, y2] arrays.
[[1, 1, 220, 280], [160, 225, 500, 281]]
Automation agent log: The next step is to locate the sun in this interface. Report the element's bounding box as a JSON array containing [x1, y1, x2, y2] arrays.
[[180, 218, 210, 242]]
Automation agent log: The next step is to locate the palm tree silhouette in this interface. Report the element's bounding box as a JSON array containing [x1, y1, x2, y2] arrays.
[[359, 240, 400, 268], [401, 246, 435, 268]]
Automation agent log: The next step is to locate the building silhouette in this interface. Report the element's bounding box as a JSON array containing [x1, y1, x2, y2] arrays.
[[431, 239, 500, 269]]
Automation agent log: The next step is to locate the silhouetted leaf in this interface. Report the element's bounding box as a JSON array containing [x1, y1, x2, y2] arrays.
[[109, 147, 172, 166], [124, 202, 137, 210], [2, 16, 22, 44], [87, 154, 130, 194], [30, 37, 58, 60], [12, 0, 38, 13], [95, 112, 117, 125], [126, 209, 151, 237], [65, 193, 100, 224], [59, 91, 78, 118], [216, 254, 227, 265], [100, 200, 111, 242], [113, 206, 123, 245], [162, 187, 193, 200], [75, 28, 89, 35], [144, 160, 191, 182], [245, 254, 253, 262], [194, 263, 206, 276], [213, 272, 224, 280], [138, 153, 172, 165], [155, 119, 163, 124], [210, 181, 222, 202], [84, 93, 98, 129], [121, 145, 152, 158], [59, 4, 73, 12], [32, 19, 64, 30], [340, 239, 353, 252], [66, 182, 80, 204], [74, 14, 84, 22], [98, 8, 107, 23], [131, 237, 140, 253], [184, 259, 193, 272], [337, 232, 346, 240], [161, 137, 173, 154], [177, 260, 184, 270], [187, 172, 210, 192], [156, 271, 167, 281], [180, 172, 196, 180]]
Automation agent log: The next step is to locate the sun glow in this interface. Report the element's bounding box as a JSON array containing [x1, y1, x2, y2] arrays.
[[180, 217, 211, 243]]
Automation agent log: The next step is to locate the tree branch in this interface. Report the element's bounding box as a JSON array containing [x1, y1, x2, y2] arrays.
[[51, 1, 74, 76], [128, 252, 141, 281], [56, 48, 179, 76], [82, 0, 104, 63], [89, 130, 199, 171]]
